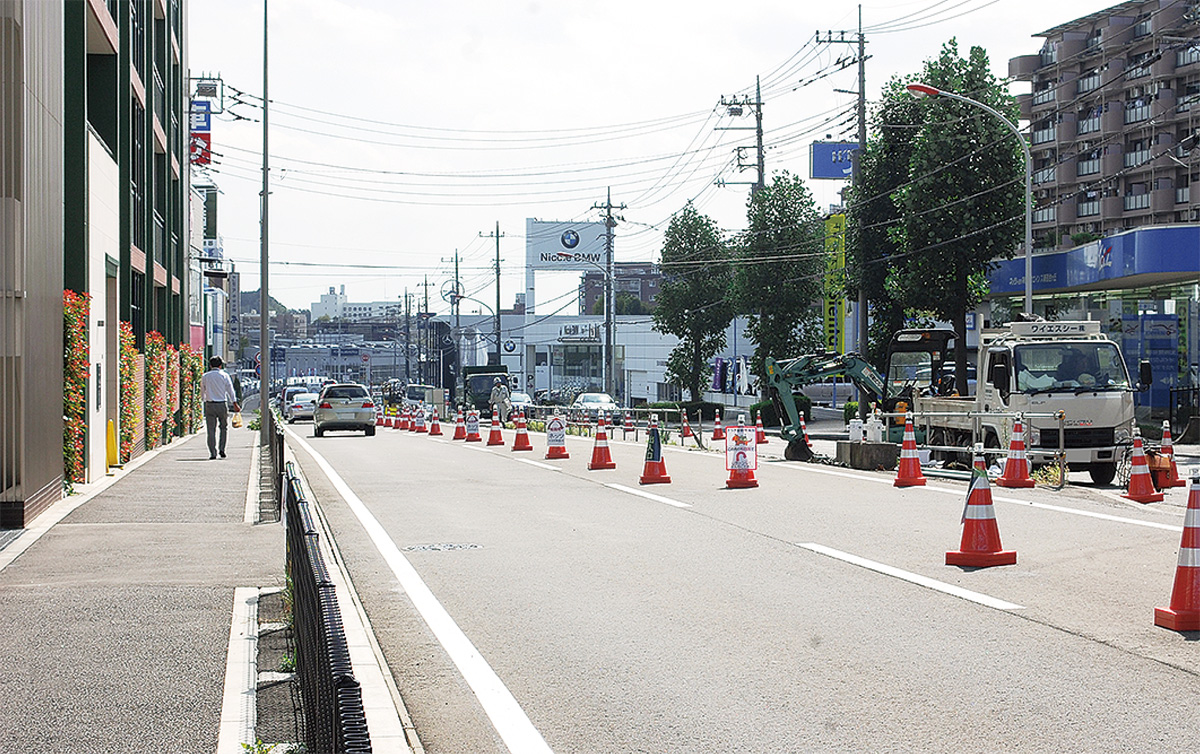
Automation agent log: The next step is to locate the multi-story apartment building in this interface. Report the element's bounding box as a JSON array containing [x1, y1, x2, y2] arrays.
[[1010, 0, 1199, 243], [579, 263, 662, 315]]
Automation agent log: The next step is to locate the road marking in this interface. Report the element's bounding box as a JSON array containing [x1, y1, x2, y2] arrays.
[[774, 462, 1182, 533], [605, 483, 692, 508], [514, 457, 560, 471], [216, 587, 258, 754], [290, 433, 554, 754], [797, 542, 1024, 611]]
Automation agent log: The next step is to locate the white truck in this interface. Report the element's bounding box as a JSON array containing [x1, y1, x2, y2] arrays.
[[908, 320, 1150, 485]]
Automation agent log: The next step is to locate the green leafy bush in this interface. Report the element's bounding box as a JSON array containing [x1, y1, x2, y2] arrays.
[[843, 401, 859, 424]]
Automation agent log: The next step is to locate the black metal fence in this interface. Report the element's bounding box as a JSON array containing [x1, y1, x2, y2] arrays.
[[284, 461, 373, 753]]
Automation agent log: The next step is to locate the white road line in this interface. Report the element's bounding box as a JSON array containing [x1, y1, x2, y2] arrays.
[[797, 542, 1024, 611], [289, 434, 554, 754], [774, 462, 1182, 533], [514, 457, 560, 471], [216, 587, 258, 754], [605, 483, 692, 508]]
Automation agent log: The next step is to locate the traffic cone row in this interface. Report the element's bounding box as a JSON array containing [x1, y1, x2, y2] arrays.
[[1123, 432, 1164, 503], [996, 417, 1035, 489]]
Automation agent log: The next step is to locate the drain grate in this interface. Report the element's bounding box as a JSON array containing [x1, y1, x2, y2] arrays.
[[0, 529, 22, 553], [403, 543, 482, 552]]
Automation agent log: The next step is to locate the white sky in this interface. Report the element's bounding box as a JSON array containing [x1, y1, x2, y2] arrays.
[[187, 0, 1107, 315]]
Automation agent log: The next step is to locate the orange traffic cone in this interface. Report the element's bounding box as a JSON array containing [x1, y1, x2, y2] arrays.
[[408, 407, 420, 432], [996, 416, 1035, 488], [398, 408, 410, 431], [375, 410, 383, 427], [712, 411, 725, 441], [1123, 432, 1164, 503], [428, 411, 442, 436], [681, 412, 693, 439], [464, 410, 482, 443], [799, 416, 813, 451], [639, 415, 671, 484], [1162, 420, 1186, 488], [486, 408, 506, 446], [755, 414, 769, 444], [414, 408, 427, 433], [452, 408, 466, 440], [894, 412, 927, 488], [624, 412, 634, 439], [545, 413, 570, 459], [588, 412, 617, 470], [725, 415, 759, 488], [1155, 474, 1200, 630], [946, 447, 1017, 567], [511, 411, 533, 451], [383, 412, 392, 429]]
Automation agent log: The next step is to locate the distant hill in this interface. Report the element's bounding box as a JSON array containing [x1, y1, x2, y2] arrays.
[[241, 289, 291, 315]]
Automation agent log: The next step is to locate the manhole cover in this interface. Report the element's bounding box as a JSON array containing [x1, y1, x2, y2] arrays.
[[403, 543, 482, 552]]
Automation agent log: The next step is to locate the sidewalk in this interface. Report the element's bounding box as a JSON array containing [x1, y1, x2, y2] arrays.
[[0, 426, 282, 753]]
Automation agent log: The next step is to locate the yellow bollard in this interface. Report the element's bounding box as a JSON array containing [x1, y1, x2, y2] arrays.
[[106, 419, 121, 473]]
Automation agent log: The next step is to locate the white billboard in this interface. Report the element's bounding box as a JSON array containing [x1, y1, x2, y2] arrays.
[[526, 219, 607, 271]]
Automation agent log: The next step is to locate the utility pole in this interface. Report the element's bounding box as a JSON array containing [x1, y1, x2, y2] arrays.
[[404, 288, 411, 382], [591, 188, 626, 402], [258, 0, 271, 449], [817, 6, 869, 418], [421, 274, 432, 385], [715, 75, 765, 195], [479, 222, 504, 366]]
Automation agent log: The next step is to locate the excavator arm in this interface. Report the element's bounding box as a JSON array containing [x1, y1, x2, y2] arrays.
[[764, 353, 886, 457]]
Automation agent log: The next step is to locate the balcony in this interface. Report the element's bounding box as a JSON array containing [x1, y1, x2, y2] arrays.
[[1078, 116, 1101, 135], [1153, 187, 1176, 212], [1032, 126, 1056, 145], [1134, 19, 1152, 38], [1124, 104, 1151, 124], [1124, 193, 1151, 211], [1077, 158, 1100, 176], [1033, 88, 1056, 105], [1009, 54, 1042, 80], [1034, 166, 1057, 184], [1078, 200, 1101, 217], [1077, 73, 1101, 94], [1178, 46, 1200, 68], [1178, 93, 1200, 113], [1124, 148, 1152, 168], [1178, 186, 1191, 204], [1032, 206, 1057, 224]]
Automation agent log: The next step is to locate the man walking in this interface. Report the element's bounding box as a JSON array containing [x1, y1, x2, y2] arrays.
[[201, 356, 240, 460]]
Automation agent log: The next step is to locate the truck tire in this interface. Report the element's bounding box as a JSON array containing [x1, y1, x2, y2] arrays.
[[1089, 462, 1117, 486], [784, 438, 813, 462]]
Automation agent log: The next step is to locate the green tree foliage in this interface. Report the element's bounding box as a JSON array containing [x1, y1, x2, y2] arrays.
[[590, 292, 648, 316], [853, 39, 1022, 393], [652, 202, 733, 400], [733, 171, 825, 381]]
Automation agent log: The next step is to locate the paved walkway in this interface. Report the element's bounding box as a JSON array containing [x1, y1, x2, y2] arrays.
[[0, 427, 282, 753]]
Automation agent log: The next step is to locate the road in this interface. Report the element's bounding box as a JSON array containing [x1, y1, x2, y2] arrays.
[[287, 420, 1200, 753]]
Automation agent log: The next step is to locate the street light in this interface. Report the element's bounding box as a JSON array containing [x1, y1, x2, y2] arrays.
[[559, 251, 614, 400], [906, 82, 1034, 316]]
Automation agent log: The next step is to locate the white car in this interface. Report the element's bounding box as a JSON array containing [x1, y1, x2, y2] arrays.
[[285, 392, 318, 423], [314, 383, 376, 437], [570, 392, 619, 420]]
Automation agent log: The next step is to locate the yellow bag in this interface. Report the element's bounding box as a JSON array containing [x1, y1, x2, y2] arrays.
[[231, 411, 243, 428]]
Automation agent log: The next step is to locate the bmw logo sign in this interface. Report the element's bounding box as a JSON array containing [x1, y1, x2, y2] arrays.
[[560, 229, 580, 250]]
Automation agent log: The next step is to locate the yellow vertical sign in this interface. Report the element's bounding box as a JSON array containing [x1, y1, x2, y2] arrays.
[[824, 214, 846, 353]]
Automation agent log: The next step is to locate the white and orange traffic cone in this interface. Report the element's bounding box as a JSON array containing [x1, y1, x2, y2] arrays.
[[639, 415, 671, 484], [588, 412, 617, 470], [383, 412, 392, 429], [894, 412, 927, 488], [996, 416, 1035, 488], [725, 415, 759, 489], [624, 412, 635, 439], [375, 409, 383, 427], [681, 411, 693, 439], [946, 446, 1017, 568], [452, 408, 466, 440], [511, 411, 533, 452], [712, 410, 725, 442], [1155, 473, 1200, 631], [1162, 420, 1186, 488], [1123, 432, 1164, 503], [755, 414, 769, 444], [545, 413, 570, 459], [428, 411, 443, 436], [398, 408, 410, 431], [486, 407, 506, 446], [464, 410, 483, 442], [799, 415, 813, 452], [409, 407, 420, 432]]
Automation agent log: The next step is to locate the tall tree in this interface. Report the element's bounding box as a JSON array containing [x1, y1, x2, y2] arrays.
[[652, 203, 733, 401], [733, 171, 825, 383]]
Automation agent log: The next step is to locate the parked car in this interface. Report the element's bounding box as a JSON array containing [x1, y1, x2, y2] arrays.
[[313, 383, 376, 437], [278, 385, 309, 414], [570, 392, 619, 420], [509, 391, 534, 416], [285, 391, 319, 423]]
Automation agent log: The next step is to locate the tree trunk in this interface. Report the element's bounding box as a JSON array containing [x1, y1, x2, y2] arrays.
[[690, 333, 703, 402]]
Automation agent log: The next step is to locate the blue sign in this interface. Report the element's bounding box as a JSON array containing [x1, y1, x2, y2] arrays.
[[810, 141, 859, 180], [190, 100, 211, 133]]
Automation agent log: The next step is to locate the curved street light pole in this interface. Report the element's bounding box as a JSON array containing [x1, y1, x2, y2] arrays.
[[907, 83, 1034, 316]]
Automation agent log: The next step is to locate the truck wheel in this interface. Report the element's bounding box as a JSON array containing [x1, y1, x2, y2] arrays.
[[784, 438, 813, 462], [365, 425, 376, 437], [1089, 462, 1117, 486]]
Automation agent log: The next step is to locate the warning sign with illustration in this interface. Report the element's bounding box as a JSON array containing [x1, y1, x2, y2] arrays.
[[725, 423, 758, 471], [465, 411, 480, 436], [546, 415, 566, 446]]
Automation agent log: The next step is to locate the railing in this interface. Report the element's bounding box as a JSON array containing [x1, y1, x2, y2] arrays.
[[1032, 206, 1057, 223], [1033, 88, 1056, 105], [1077, 116, 1101, 135], [1077, 199, 1100, 217], [1034, 166, 1056, 184], [1178, 46, 1200, 67], [1124, 193, 1151, 210], [284, 462, 373, 754], [1077, 74, 1101, 94], [1134, 19, 1151, 38], [1124, 104, 1151, 124], [1076, 158, 1100, 176], [1124, 148, 1151, 168], [1179, 186, 1191, 204], [1040, 48, 1057, 66], [1032, 126, 1056, 145]]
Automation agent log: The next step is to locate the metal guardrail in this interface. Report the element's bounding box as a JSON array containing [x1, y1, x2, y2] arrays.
[[284, 461, 373, 754]]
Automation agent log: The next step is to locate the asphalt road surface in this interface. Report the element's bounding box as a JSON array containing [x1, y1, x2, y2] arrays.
[[287, 420, 1200, 753]]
